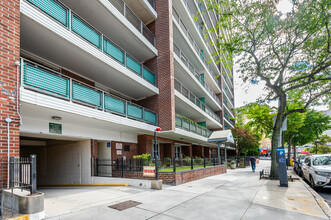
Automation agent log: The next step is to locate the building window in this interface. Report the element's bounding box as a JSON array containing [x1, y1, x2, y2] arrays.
[[124, 145, 130, 152], [175, 146, 181, 159]]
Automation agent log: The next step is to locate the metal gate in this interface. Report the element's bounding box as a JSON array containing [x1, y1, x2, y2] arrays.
[[0, 155, 37, 218]]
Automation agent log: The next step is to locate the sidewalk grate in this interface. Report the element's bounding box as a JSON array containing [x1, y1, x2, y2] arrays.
[[108, 200, 142, 211]]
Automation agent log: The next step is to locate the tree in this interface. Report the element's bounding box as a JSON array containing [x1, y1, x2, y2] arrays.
[[231, 126, 260, 156], [235, 103, 275, 139], [292, 111, 331, 156], [307, 134, 331, 154], [202, 0, 331, 177]]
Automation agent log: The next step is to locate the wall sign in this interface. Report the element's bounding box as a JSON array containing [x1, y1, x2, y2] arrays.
[[107, 142, 111, 148], [143, 166, 155, 177], [117, 150, 122, 155], [116, 143, 122, 150], [49, 123, 62, 134]]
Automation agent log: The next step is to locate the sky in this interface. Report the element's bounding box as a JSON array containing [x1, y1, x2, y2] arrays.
[[233, 0, 329, 111]]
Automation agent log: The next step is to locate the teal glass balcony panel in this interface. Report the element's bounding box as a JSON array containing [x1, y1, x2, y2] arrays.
[[197, 126, 202, 134], [126, 56, 141, 75], [71, 14, 101, 48], [72, 83, 102, 107], [27, 0, 68, 27], [144, 110, 157, 124], [127, 104, 143, 120], [202, 129, 207, 137], [104, 95, 126, 115], [23, 62, 69, 97], [143, 67, 155, 85], [103, 39, 124, 64], [176, 118, 182, 127], [190, 123, 197, 132], [183, 120, 190, 130]]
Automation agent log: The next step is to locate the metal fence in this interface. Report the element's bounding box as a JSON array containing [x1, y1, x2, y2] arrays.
[[1, 155, 37, 218], [92, 157, 223, 178]]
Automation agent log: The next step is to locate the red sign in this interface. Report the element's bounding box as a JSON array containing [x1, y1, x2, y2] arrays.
[[143, 166, 155, 177]]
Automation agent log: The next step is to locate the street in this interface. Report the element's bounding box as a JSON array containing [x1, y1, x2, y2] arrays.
[[41, 160, 328, 220], [317, 188, 331, 208]]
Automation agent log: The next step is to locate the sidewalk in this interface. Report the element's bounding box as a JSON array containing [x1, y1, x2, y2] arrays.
[[44, 160, 330, 220]]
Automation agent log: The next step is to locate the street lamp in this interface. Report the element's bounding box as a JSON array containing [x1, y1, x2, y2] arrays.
[[154, 128, 161, 180]]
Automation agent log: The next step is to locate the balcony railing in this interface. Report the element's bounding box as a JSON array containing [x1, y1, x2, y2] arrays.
[[174, 79, 222, 124], [147, 0, 155, 9], [25, 0, 156, 86], [175, 115, 212, 138], [173, 43, 221, 107], [21, 58, 158, 125], [173, 6, 221, 90], [108, 0, 155, 46]]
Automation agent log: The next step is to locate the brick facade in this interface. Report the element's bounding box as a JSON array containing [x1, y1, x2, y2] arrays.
[[112, 165, 227, 185], [0, 0, 20, 184], [111, 141, 138, 160], [137, 0, 175, 131]]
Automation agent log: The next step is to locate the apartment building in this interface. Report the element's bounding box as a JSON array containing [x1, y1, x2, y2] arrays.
[[0, 0, 235, 185]]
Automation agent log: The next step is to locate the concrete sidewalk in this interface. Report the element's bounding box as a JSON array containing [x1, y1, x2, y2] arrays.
[[44, 160, 329, 220]]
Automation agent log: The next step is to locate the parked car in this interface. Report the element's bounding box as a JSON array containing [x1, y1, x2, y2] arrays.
[[302, 154, 331, 189], [293, 155, 307, 177]]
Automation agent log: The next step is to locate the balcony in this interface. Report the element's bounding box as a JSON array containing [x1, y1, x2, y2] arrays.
[[174, 79, 223, 129], [21, 0, 158, 99], [122, 0, 157, 25], [175, 115, 212, 138], [25, 0, 157, 61], [21, 58, 157, 125], [108, 0, 155, 45], [173, 8, 221, 91], [173, 43, 221, 109]]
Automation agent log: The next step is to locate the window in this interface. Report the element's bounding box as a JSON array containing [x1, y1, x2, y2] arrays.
[[175, 145, 181, 159], [152, 143, 160, 159], [124, 145, 130, 152]]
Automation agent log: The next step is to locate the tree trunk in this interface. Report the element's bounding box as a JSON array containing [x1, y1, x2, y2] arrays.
[[287, 135, 292, 166], [293, 145, 297, 161], [270, 94, 286, 179]]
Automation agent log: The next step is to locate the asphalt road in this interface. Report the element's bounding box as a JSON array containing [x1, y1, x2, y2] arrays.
[[316, 188, 331, 208]]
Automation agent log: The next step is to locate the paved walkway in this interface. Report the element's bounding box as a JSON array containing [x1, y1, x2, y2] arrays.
[[43, 160, 329, 220]]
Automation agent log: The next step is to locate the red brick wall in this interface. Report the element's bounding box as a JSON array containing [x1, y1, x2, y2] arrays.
[[0, 0, 20, 184], [112, 165, 227, 185], [138, 0, 175, 131], [192, 145, 203, 157], [182, 145, 192, 157], [111, 141, 138, 160], [162, 143, 174, 158]]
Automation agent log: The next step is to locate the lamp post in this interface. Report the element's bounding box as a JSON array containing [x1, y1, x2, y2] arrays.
[[154, 127, 161, 180]]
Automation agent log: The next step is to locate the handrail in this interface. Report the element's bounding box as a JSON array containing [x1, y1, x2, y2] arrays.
[[173, 43, 222, 107], [174, 78, 222, 124], [21, 58, 158, 125], [175, 114, 212, 138], [108, 0, 155, 46], [25, 0, 157, 86]]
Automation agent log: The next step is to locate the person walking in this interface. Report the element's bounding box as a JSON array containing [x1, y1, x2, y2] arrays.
[[250, 156, 256, 172]]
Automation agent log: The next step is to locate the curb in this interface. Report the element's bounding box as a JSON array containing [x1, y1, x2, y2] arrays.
[[299, 177, 331, 219]]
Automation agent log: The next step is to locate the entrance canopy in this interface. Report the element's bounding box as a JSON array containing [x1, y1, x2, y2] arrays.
[[208, 130, 234, 144]]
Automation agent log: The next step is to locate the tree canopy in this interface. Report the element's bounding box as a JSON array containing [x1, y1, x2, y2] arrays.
[[202, 0, 331, 177], [231, 126, 260, 156]]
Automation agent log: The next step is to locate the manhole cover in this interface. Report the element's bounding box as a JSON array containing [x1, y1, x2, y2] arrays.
[[108, 200, 142, 211]]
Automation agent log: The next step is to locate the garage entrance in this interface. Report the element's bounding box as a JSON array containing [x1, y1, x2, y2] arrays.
[[20, 136, 92, 186]]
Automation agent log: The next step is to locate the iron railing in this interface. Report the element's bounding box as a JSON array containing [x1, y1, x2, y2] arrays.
[[93, 156, 223, 177], [175, 114, 213, 138], [1, 155, 37, 218], [108, 0, 155, 45], [173, 43, 221, 107], [174, 79, 222, 124], [21, 58, 158, 125], [25, 0, 156, 86]]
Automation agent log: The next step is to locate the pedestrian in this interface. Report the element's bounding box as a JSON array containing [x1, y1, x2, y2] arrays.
[[250, 156, 256, 172]]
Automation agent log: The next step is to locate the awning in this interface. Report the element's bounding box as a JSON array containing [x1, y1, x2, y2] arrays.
[[208, 130, 235, 144]]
